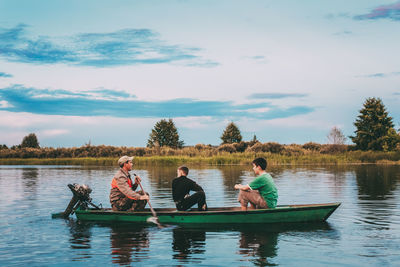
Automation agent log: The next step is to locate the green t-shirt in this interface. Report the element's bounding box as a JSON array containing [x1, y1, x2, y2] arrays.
[[249, 173, 278, 208]]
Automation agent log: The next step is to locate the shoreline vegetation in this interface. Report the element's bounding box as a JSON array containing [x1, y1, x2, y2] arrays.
[[0, 143, 399, 166], [3, 98, 400, 166]]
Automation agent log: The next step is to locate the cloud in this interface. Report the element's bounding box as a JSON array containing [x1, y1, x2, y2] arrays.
[[333, 30, 353, 36], [0, 85, 314, 120], [325, 13, 351, 20], [0, 24, 218, 67], [354, 1, 400, 21], [40, 129, 69, 137], [365, 73, 385, 78], [358, 72, 400, 78], [0, 72, 13, 78], [83, 88, 136, 99], [248, 93, 308, 99], [0, 100, 13, 108], [245, 55, 268, 64]]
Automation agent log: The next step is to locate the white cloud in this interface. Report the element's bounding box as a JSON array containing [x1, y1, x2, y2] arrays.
[[40, 129, 69, 137], [0, 100, 13, 108], [174, 116, 219, 129]]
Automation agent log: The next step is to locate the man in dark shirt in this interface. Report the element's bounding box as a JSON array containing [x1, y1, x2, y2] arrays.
[[172, 166, 208, 211]]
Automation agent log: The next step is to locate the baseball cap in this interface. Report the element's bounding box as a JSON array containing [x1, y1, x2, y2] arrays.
[[118, 155, 134, 166]]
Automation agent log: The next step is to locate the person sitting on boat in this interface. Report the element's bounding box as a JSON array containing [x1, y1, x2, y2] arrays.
[[234, 157, 278, 211], [172, 166, 208, 211], [110, 156, 150, 211]]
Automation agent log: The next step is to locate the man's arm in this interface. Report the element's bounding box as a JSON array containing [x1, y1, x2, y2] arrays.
[[172, 179, 179, 202], [234, 184, 251, 191], [115, 176, 143, 200], [190, 179, 204, 192], [131, 175, 141, 190]]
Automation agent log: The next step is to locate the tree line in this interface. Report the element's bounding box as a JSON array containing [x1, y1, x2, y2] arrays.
[[1, 97, 399, 158]]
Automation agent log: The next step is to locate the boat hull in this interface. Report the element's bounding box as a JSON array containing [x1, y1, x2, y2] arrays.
[[75, 203, 340, 224]]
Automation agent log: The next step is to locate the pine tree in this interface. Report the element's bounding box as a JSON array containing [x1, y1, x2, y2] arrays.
[[21, 133, 40, 148], [220, 122, 242, 144], [351, 97, 400, 151], [147, 119, 184, 149]]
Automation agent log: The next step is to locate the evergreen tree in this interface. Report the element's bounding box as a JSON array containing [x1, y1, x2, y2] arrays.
[[351, 97, 400, 151], [221, 122, 242, 144], [147, 119, 184, 149], [21, 133, 40, 148], [252, 134, 258, 143], [248, 134, 259, 147]]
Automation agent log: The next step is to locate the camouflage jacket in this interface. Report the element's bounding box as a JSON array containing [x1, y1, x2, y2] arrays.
[[109, 169, 141, 203]]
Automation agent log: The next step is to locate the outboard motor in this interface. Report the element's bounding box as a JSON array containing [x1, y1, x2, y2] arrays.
[[59, 183, 101, 218]]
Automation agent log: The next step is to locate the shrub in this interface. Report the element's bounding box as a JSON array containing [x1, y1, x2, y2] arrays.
[[217, 144, 237, 153], [302, 142, 321, 151], [246, 142, 264, 153], [264, 142, 284, 153], [282, 144, 305, 156], [233, 141, 248, 152], [320, 144, 348, 154], [0, 144, 8, 150], [133, 147, 146, 156], [195, 144, 211, 151]]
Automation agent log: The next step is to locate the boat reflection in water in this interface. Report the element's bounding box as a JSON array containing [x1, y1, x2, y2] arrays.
[[67, 221, 150, 265], [67, 220, 93, 261], [67, 220, 337, 266], [109, 224, 150, 265], [172, 227, 206, 263], [170, 222, 336, 266], [238, 228, 278, 266], [237, 223, 335, 266]]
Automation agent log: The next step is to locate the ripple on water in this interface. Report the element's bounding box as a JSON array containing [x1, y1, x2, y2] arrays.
[[1, 165, 400, 266]]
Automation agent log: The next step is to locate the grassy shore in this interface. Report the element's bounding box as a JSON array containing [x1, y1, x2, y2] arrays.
[[1, 151, 399, 166]]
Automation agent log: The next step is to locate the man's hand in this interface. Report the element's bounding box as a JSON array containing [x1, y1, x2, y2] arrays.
[[134, 175, 142, 184], [139, 194, 149, 201], [235, 184, 250, 191]]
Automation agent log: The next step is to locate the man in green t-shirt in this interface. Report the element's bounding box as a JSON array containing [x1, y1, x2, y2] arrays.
[[234, 157, 278, 211]]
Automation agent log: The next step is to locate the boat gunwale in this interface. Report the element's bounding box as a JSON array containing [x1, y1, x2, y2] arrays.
[[75, 202, 341, 217]]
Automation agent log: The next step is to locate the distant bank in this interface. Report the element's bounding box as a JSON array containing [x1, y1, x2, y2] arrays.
[[0, 151, 399, 166]]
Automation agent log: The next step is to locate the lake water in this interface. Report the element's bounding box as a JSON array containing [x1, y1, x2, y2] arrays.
[[0, 164, 399, 266]]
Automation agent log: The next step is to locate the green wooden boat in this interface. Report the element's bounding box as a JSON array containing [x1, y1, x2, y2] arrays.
[[75, 203, 340, 224]]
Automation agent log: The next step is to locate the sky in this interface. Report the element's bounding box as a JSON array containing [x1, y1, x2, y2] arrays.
[[0, 0, 400, 147]]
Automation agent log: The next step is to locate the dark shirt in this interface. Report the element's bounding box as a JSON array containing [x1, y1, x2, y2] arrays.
[[172, 176, 204, 203]]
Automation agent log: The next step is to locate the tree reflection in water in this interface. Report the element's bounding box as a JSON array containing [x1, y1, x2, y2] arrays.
[[355, 165, 400, 231], [21, 167, 39, 198], [355, 165, 399, 199]]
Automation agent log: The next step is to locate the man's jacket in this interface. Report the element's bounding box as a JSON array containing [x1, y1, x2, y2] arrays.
[[109, 169, 141, 202]]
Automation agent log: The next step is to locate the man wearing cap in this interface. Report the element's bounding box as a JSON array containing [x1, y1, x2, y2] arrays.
[[110, 156, 150, 211]]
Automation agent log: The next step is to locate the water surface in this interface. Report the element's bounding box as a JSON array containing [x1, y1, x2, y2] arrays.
[[0, 164, 399, 266]]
